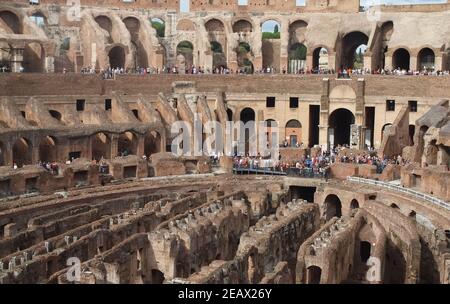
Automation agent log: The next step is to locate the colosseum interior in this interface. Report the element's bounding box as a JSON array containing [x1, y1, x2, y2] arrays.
[[0, 0, 449, 286]]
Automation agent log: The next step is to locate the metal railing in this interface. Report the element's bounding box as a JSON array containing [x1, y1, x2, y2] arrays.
[[347, 176, 450, 211], [232, 166, 326, 179]]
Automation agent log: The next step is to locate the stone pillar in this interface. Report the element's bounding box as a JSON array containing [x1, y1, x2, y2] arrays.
[[110, 134, 119, 158], [306, 54, 313, 72], [279, 21, 289, 73], [32, 145, 40, 164], [3, 143, 13, 166], [10, 47, 24, 73], [410, 56, 418, 71], [435, 55, 443, 71], [45, 56, 55, 73], [328, 51, 337, 71], [384, 55, 393, 70], [136, 135, 145, 158]]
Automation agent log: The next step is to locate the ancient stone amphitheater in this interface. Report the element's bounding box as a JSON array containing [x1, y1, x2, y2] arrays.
[[0, 0, 449, 284]]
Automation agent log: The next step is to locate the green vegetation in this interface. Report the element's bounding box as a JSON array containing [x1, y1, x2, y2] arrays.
[[151, 20, 165, 37], [177, 41, 193, 55], [60, 37, 70, 51], [288, 44, 307, 60], [210, 41, 223, 53], [238, 42, 251, 54], [262, 32, 280, 40], [354, 48, 364, 69]]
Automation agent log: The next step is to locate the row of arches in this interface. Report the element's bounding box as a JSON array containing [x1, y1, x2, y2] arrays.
[[0, 130, 162, 168], [392, 47, 436, 71]]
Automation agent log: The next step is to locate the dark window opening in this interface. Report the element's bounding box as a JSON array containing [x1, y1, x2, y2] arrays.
[[266, 96, 276, 108], [386, 100, 395, 111], [408, 100, 417, 112], [76, 99, 85, 112], [69, 151, 81, 160], [105, 99, 112, 111], [289, 97, 299, 108], [360, 241, 371, 263], [132, 109, 139, 120]]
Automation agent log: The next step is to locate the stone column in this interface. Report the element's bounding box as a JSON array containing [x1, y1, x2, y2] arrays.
[[136, 134, 145, 157], [410, 56, 418, 71], [279, 21, 289, 73], [4, 142, 13, 166]]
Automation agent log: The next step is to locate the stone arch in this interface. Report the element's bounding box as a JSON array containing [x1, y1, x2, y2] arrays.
[[306, 265, 322, 284], [418, 47, 435, 71], [13, 137, 32, 167], [0, 10, 22, 34], [23, 42, 45, 72], [328, 108, 355, 147], [151, 17, 165, 37], [176, 19, 195, 31], [108, 45, 126, 69], [288, 20, 308, 45], [380, 21, 394, 68], [176, 40, 194, 69], [232, 19, 253, 33], [39, 136, 57, 163], [240, 107, 255, 123], [392, 48, 410, 70], [285, 119, 302, 147], [49, 110, 62, 122], [350, 199, 360, 210], [205, 18, 225, 32], [262, 19, 281, 71], [91, 132, 111, 161], [144, 130, 162, 158], [312, 47, 329, 71], [340, 31, 369, 70], [94, 15, 112, 35], [118, 131, 138, 156], [236, 41, 253, 74], [324, 194, 342, 221]]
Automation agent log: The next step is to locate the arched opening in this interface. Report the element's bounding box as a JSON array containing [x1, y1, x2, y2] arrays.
[[288, 43, 307, 74], [236, 42, 253, 74], [341, 32, 368, 70], [0, 11, 21, 34], [118, 131, 138, 156], [39, 136, 57, 163], [409, 210, 416, 219], [240, 107, 255, 123], [324, 194, 342, 221], [176, 19, 195, 32], [328, 109, 355, 147], [261, 20, 281, 72], [123, 17, 147, 70], [306, 265, 322, 284], [151, 18, 165, 37], [392, 48, 410, 71], [418, 48, 435, 72], [226, 108, 233, 121], [350, 199, 360, 210], [409, 125, 415, 145], [379, 21, 394, 69], [360, 241, 371, 263], [94, 15, 113, 44], [265, 119, 277, 148], [240, 108, 256, 155], [381, 123, 393, 142], [144, 130, 161, 158], [13, 137, 32, 167], [247, 253, 257, 283], [205, 30, 228, 67], [210, 41, 227, 71], [285, 119, 302, 147], [29, 12, 46, 28], [176, 41, 194, 70], [232, 19, 252, 33], [91, 132, 111, 161], [23, 43, 45, 72], [312, 47, 328, 72], [0, 141, 5, 166], [108, 46, 125, 69], [151, 269, 165, 284]]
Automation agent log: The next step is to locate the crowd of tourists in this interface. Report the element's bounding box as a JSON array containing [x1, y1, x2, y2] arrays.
[[233, 144, 407, 178]]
